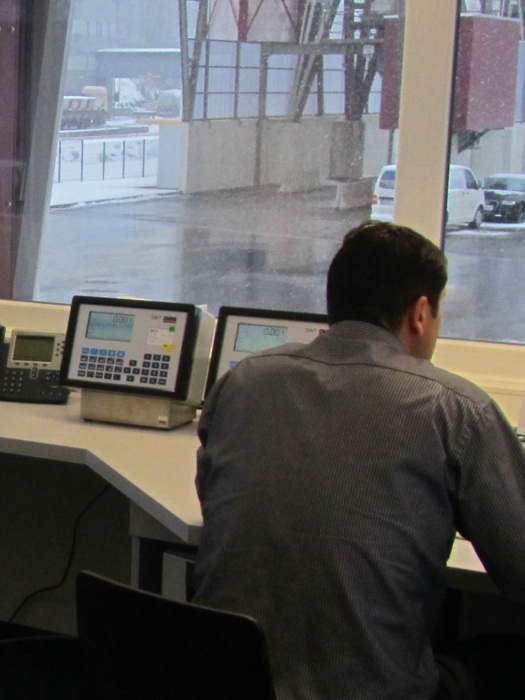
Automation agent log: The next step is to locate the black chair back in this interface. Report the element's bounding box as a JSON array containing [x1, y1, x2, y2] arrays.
[[76, 571, 276, 700]]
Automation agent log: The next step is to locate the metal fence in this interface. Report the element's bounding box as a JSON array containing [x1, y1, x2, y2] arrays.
[[53, 135, 159, 184]]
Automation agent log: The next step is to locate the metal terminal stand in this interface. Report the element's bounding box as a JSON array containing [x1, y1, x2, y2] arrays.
[[80, 389, 196, 429]]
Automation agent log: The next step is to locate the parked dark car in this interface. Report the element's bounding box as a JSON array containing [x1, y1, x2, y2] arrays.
[[483, 173, 525, 223]]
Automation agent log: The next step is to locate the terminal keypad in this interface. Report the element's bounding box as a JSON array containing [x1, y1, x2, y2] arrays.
[[77, 348, 171, 387]]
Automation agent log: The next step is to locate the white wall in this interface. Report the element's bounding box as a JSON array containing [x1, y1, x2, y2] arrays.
[[434, 338, 525, 423], [451, 122, 525, 180], [180, 114, 391, 194], [180, 120, 257, 192]]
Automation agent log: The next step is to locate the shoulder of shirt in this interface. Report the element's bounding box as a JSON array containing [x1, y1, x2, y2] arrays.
[[237, 338, 493, 410], [406, 358, 493, 407]]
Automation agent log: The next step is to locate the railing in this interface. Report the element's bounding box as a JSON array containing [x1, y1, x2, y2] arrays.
[[54, 136, 159, 184]]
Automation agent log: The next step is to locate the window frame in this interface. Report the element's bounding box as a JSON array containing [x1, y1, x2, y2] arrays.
[[395, 0, 525, 420]]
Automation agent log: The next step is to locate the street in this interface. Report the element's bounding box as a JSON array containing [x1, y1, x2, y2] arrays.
[[443, 225, 525, 343], [36, 187, 525, 345], [38, 188, 366, 316]]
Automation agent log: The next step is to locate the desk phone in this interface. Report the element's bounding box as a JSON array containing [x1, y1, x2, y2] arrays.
[[205, 306, 328, 396], [0, 328, 69, 404]]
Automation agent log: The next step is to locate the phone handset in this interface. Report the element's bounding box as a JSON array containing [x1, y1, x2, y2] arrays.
[[0, 328, 70, 404]]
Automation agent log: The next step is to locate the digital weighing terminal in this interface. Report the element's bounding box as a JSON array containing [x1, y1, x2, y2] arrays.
[[205, 306, 328, 396], [60, 296, 215, 428]]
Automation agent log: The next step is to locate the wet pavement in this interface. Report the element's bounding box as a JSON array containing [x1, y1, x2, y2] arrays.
[[39, 186, 367, 317], [37, 182, 525, 345], [442, 225, 525, 344]]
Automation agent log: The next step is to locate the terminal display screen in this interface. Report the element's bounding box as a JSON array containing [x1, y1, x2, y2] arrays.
[[234, 323, 288, 353], [86, 311, 135, 343], [205, 306, 328, 397]]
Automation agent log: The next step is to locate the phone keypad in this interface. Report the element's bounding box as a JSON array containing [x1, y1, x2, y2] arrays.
[[1, 368, 28, 394], [0, 369, 69, 403]]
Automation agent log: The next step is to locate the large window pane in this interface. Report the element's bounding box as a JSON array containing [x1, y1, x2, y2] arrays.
[[27, 1, 404, 321], [442, 5, 525, 344]]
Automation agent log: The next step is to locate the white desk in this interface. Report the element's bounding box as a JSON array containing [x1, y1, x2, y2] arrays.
[[0, 384, 512, 645], [0, 300, 508, 644], [0, 300, 499, 585], [0, 298, 202, 543], [448, 537, 484, 574], [0, 391, 203, 543], [0, 299, 508, 640], [447, 537, 500, 595], [0, 390, 497, 578], [0, 390, 203, 632]]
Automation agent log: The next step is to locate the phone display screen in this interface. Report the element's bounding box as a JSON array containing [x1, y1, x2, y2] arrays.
[[12, 335, 55, 363]]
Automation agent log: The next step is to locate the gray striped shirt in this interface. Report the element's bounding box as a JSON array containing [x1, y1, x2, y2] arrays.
[[194, 321, 525, 700]]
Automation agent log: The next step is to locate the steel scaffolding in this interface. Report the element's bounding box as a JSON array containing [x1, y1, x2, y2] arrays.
[[177, 0, 387, 123]]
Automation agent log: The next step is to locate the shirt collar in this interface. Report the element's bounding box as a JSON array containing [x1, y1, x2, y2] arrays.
[[328, 320, 407, 353]]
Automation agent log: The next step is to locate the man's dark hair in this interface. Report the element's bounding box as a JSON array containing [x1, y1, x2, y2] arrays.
[[327, 220, 448, 331]]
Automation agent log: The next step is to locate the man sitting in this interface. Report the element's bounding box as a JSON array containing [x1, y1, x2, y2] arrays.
[[193, 221, 525, 700]]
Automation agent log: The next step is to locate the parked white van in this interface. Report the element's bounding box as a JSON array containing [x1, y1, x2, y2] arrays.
[[371, 164, 485, 228]]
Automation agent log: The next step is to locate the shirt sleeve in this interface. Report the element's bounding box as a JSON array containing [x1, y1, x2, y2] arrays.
[[456, 399, 525, 600]]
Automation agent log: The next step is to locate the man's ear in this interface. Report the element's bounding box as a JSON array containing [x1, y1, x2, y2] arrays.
[[406, 296, 430, 337]]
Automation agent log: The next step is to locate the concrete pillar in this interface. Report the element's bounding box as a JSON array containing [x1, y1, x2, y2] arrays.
[[328, 119, 365, 181]]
